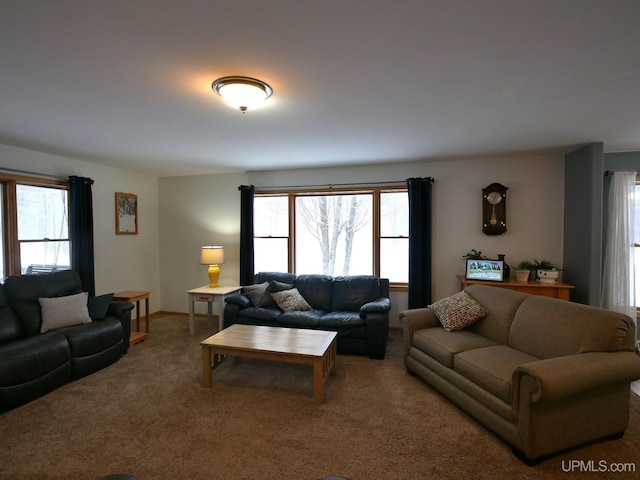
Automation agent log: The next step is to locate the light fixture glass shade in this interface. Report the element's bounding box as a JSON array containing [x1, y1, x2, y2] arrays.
[[200, 246, 225, 265], [212, 76, 273, 112]]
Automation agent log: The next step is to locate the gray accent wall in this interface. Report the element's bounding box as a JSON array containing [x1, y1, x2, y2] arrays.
[[563, 142, 604, 305]]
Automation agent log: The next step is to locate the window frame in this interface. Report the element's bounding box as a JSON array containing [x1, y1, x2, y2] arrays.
[[255, 185, 408, 289], [635, 175, 640, 316], [0, 173, 70, 278]]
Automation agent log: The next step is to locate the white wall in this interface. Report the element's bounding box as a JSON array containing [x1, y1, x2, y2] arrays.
[[2, 143, 565, 329], [158, 172, 246, 315], [0, 144, 161, 312], [158, 153, 565, 327]]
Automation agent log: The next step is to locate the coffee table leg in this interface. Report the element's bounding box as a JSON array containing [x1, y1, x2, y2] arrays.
[[313, 358, 324, 404], [202, 346, 212, 388], [329, 340, 337, 375]]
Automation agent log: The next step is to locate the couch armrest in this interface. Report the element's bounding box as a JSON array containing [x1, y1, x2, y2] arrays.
[[225, 293, 252, 309], [360, 297, 391, 315], [399, 308, 440, 357], [514, 351, 640, 403], [107, 301, 135, 319], [106, 301, 135, 354]]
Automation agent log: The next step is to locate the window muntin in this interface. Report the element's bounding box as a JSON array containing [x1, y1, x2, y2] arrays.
[[254, 195, 289, 274], [0, 177, 70, 279], [634, 180, 640, 308], [254, 187, 408, 284], [17, 184, 70, 273]]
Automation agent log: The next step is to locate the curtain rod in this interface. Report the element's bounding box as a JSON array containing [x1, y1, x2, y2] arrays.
[[0, 166, 69, 181], [253, 180, 412, 190]]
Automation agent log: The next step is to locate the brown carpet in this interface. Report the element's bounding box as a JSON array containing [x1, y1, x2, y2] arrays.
[[1, 315, 639, 480]]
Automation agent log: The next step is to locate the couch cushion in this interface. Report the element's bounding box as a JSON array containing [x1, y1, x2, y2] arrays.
[[255, 272, 296, 285], [412, 328, 499, 368], [0, 331, 70, 385], [238, 307, 281, 324], [277, 310, 323, 328], [454, 345, 539, 404], [39, 292, 92, 333], [330, 275, 380, 312], [271, 288, 312, 312], [429, 291, 489, 331], [508, 295, 637, 359], [319, 311, 365, 329], [296, 274, 333, 311], [0, 285, 23, 345], [464, 284, 528, 344], [58, 318, 123, 357], [4, 270, 84, 337]]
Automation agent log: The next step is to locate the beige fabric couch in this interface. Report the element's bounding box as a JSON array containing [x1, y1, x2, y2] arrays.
[[401, 284, 640, 463]]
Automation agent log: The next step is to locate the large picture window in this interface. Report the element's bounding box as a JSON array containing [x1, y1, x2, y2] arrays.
[[254, 187, 408, 285], [0, 174, 70, 280]]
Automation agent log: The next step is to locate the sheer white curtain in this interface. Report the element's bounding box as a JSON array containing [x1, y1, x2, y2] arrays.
[[601, 171, 636, 322]]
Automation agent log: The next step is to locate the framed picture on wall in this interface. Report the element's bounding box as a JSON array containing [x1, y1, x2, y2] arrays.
[[115, 192, 138, 235]]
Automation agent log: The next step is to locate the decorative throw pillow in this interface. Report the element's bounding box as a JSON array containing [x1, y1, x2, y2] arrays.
[[260, 281, 294, 308], [39, 292, 92, 333], [87, 292, 114, 320], [428, 291, 489, 332], [267, 280, 294, 294], [243, 282, 273, 307], [270, 288, 312, 312]]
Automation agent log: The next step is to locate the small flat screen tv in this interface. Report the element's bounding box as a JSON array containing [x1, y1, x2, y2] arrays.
[[465, 259, 504, 282]]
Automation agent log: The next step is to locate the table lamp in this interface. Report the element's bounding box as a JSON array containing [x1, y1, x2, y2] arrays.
[[200, 246, 225, 287]]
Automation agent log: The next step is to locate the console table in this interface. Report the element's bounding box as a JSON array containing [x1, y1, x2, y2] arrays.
[[186, 285, 242, 335], [457, 275, 574, 300]]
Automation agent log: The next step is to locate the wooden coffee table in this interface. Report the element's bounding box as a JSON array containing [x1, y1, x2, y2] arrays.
[[201, 324, 338, 404]]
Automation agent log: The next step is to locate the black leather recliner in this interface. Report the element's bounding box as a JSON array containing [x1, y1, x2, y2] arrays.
[[224, 272, 391, 359], [0, 270, 134, 412]]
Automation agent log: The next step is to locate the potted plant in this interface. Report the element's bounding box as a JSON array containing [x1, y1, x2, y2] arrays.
[[515, 260, 536, 282], [533, 259, 561, 283], [462, 249, 488, 260]]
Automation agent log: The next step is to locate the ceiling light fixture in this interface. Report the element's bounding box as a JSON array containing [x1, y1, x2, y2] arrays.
[[211, 76, 273, 113]]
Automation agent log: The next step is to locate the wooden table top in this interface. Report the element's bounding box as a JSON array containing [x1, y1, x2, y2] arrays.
[[113, 291, 150, 301], [187, 285, 242, 295], [201, 324, 337, 358]]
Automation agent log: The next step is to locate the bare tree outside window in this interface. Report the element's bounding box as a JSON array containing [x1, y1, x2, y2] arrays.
[[297, 194, 371, 276], [17, 185, 70, 273], [253, 187, 408, 283]]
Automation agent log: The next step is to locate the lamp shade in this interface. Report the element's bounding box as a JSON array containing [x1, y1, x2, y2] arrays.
[[200, 246, 225, 265]]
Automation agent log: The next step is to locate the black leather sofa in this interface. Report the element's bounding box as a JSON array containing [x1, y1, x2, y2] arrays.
[[224, 272, 391, 359], [0, 270, 134, 412]]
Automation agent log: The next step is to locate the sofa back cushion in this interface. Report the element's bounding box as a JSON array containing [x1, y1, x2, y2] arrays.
[[4, 270, 83, 337], [508, 295, 637, 358], [331, 275, 381, 312], [295, 274, 333, 310], [0, 284, 23, 345], [254, 272, 296, 286], [464, 285, 528, 344]]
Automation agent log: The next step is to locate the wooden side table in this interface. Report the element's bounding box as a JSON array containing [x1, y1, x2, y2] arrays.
[[113, 291, 150, 346]]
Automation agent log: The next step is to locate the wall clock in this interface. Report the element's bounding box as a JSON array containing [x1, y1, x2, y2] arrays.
[[482, 183, 508, 235]]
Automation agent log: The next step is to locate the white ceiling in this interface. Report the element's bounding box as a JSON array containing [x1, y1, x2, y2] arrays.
[[1, 0, 639, 177]]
